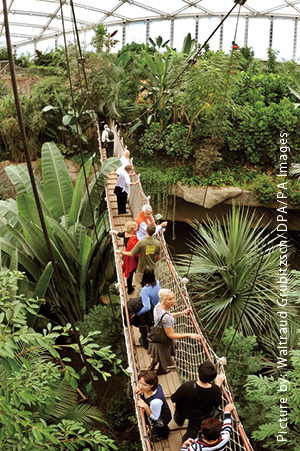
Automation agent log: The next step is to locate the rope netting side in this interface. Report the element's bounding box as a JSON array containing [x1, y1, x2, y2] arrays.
[[109, 122, 253, 451]]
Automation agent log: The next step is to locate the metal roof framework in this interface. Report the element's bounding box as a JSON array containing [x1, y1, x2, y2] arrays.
[[1, 1, 300, 59]]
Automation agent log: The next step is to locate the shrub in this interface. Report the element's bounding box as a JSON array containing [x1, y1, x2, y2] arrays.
[[287, 179, 300, 208], [251, 173, 277, 205]]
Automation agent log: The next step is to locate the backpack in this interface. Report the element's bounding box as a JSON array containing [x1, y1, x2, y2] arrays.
[[108, 129, 114, 140]]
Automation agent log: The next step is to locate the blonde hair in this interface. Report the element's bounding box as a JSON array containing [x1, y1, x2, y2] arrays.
[[159, 289, 173, 304], [125, 221, 137, 232]]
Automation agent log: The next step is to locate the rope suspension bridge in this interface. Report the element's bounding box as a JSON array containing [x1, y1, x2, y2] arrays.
[[100, 122, 254, 451], [2, 0, 254, 448]]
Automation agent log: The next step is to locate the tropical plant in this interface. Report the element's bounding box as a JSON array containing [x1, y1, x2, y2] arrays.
[[244, 348, 300, 450], [0, 141, 121, 324], [92, 52, 141, 123], [178, 206, 282, 337], [42, 91, 96, 155], [0, 269, 119, 451]]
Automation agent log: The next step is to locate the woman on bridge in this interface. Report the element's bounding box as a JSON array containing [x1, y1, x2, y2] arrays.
[[136, 370, 171, 442], [148, 289, 201, 375]]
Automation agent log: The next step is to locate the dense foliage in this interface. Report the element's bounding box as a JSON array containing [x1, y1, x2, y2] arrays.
[[0, 270, 121, 451]]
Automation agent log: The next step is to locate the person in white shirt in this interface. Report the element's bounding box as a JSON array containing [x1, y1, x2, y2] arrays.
[[116, 149, 132, 175], [102, 124, 114, 158], [114, 165, 138, 214]]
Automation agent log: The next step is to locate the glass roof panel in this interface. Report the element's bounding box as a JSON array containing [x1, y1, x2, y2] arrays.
[[173, 18, 195, 50], [222, 17, 246, 52], [247, 18, 270, 59], [0, 0, 299, 59], [273, 19, 295, 61]]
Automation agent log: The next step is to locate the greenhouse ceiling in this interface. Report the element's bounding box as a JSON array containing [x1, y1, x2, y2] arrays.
[[1, 1, 300, 60]]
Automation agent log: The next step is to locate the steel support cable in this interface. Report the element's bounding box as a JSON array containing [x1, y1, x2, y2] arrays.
[[58, 0, 127, 366], [218, 3, 242, 134], [2, 0, 113, 428], [117, 0, 243, 128], [112, 123, 253, 451]]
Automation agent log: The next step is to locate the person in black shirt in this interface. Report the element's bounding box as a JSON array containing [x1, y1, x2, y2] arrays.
[[171, 361, 225, 443]]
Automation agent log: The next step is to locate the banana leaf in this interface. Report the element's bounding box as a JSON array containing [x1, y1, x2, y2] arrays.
[[33, 262, 54, 300], [0, 239, 42, 281], [68, 156, 93, 227], [5, 165, 52, 218], [41, 142, 73, 219]]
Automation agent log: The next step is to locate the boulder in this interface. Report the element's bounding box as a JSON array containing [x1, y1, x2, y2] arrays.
[[170, 181, 242, 209]]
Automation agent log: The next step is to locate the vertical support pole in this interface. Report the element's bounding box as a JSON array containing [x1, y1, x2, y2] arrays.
[[293, 18, 298, 60], [244, 16, 249, 47], [195, 15, 199, 46], [122, 21, 126, 47], [219, 16, 224, 50], [146, 19, 150, 44], [269, 17, 274, 48], [55, 33, 58, 48], [170, 18, 174, 48]]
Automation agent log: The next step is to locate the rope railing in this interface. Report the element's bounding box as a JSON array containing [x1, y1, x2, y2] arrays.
[[103, 121, 254, 451], [96, 123, 152, 451]]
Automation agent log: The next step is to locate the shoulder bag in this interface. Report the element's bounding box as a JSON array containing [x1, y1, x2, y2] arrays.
[[147, 312, 172, 345]]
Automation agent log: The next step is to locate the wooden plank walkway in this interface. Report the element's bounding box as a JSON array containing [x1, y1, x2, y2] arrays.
[[104, 151, 187, 450]]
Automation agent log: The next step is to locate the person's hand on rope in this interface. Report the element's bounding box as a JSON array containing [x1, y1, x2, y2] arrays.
[[136, 398, 148, 410], [172, 308, 191, 318], [189, 333, 202, 340], [182, 438, 195, 447], [180, 308, 191, 316], [224, 403, 235, 413], [112, 230, 119, 236], [161, 221, 167, 228], [215, 373, 226, 386]]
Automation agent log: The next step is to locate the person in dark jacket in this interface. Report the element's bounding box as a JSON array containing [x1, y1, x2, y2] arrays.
[[136, 370, 171, 441], [181, 403, 234, 451], [171, 361, 225, 442]]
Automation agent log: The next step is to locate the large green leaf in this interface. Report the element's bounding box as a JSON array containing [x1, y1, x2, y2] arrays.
[[79, 159, 121, 228], [78, 234, 92, 310], [17, 215, 50, 267], [1, 223, 36, 259], [41, 142, 73, 219], [68, 157, 93, 227], [47, 217, 79, 261], [101, 157, 122, 177], [5, 165, 52, 218], [0, 239, 42, 281], [33, 262, 54, 300], [16, 194, 56, 245]]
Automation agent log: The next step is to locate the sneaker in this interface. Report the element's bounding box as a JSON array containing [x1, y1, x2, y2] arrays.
[[156, 367, 171, 375]]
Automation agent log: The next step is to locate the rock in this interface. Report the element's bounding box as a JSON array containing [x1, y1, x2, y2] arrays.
[[204, 186, 242, 209], [170, 181, 242, 209]]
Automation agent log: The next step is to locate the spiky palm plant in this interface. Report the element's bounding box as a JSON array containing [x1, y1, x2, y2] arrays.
[[178, 206, 282, 337]]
